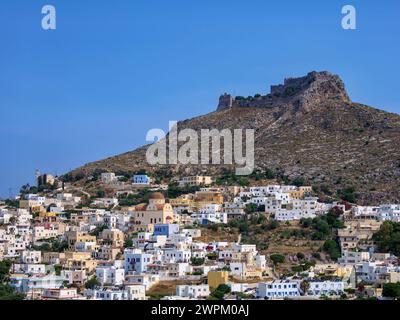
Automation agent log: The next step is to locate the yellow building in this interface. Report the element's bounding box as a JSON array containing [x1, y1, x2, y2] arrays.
[[19, 200, 45, 213], [133, 193, 175, 232], [179, 176, 213, 187], [38, 211, 57, 218], [100, 229, 124, 247], [64, 251, 91, 261], [42, 252, 66, 264], [169, 196, 194, 209], [95, 246, 121, 261], [377, 272, 400, 284], [286, 186, 313, 200], [193, 191, 224, 211], [65, 258, 97, 273], [63, 251, 97, 272], [65, 231, 97, 250], [208, 271, 229, 290]]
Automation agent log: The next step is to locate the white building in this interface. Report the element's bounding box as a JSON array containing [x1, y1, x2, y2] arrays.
[[33, 225, 59, 242], [124, 249, 154, 273], [352, 206, 379, 217], [377, 204, 400, 222], [13, 263, 46, 275], [355, 261, 400, 283], [162, 248, 191, 263], [125, 284, 146, 300], [92, 198, 119, 207], [223, 203, 246, 219], [96, 265, 125, 286], [176, 284, 210, 299], [275, 209, 303, 221], [10, 274, 66, 293], [256, 281, 300, 299], [338, 251, 370, 265], [125, 274, 160, 290], [101, 172, 117, 183], [0, 209, 12, 224], [20, 250, 42, 264], [85, 286, 145, 300], [306, 280, 345, 296], [192, 204, 227, 224], [42, 288, 79, 300]]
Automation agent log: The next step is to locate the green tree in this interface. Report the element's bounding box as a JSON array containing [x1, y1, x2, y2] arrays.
[[0, 260, 26, 300], [124, 239, 133, 248], [296, 252, 305, 260], [238, 222, 249, 234], [265, 169, 275, 180], [373, 221, 400, 256], [270, 254, 285, 265], [52, 240, 69, 252], [210, 284, 231, 300], [190, 257, 205, 266], [245, 203, 258, 214], [206, 252, 218, 261], [292, 176, 305, 187], [54, 265, 62, 276], [85, 276, 101, 289], [0, 260, 12, 283], [264, 219, 279, 230], [90, 224, 108, 237], [312, 252, 321, 260], [0, 284, 26, 300], [338, 187, 357, 203], [300, 218, 313, 228], [323, 239, 341, 260], [96, 188, 106, 198], [382, 283, 400, 298]]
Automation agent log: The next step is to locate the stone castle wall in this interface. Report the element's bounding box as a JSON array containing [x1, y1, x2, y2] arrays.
[[217, 71, 350, 112]]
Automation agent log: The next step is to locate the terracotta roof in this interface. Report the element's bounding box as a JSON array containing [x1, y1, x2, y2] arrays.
[[135, 203, 167, 211], [149, 192, 165, 200], [135, 204, 148, 210]]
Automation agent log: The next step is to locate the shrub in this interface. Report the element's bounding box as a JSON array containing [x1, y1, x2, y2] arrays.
[[312, 252, 321, 260], [296, 252, 305, 260], [190, 257, 205, 266]]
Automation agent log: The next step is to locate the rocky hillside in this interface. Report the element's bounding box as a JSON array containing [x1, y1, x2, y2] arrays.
[[67, 71, 400, 205]]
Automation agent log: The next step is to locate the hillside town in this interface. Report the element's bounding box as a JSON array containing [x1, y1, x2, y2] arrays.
[[0, 171, 399, 300]]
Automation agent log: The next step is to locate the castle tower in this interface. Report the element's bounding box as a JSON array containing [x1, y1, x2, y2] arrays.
[[35, 170, 41, 186], [217, 93, 233, 111]]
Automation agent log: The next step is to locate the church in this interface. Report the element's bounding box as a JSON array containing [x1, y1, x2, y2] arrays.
[[132, 192, 175, 232]]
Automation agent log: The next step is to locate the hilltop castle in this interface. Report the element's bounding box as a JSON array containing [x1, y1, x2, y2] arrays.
[[217, 71, 350, 112]]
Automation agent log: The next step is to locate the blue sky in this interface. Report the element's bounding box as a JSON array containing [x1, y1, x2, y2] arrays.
[[0, 0, 399, 198]]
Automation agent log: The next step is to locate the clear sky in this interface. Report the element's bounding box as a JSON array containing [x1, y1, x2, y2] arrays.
[[1, 0, 399, 198]]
